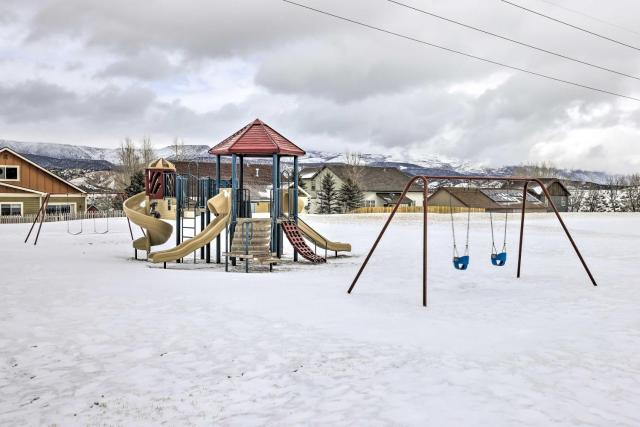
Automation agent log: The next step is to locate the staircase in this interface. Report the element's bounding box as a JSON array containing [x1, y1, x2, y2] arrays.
[[226, 218, 277, 272]]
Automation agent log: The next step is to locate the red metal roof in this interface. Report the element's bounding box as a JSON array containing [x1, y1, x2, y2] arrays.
[[209, 119, 306, 156]]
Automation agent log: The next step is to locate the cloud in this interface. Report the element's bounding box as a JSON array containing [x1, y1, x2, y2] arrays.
[[97, 49, 180, 81], [0, 0, 638, 173]]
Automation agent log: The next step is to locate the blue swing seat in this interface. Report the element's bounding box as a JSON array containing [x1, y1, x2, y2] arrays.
[[453, 255, 470, 270], [491, 252, 507, 266]]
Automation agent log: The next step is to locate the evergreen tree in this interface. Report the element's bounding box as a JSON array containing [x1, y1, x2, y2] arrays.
[[124, 171, 145, 198], [339, 178, 364, 212], [316, 173, 339, 214]]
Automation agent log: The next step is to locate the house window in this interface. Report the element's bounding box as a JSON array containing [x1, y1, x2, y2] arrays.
[[311, 181, 316, 191], [0, 166, 19, 181], [46, 204, 74, 215], [363, 200, 375, 207], [0, 203, 22, 216]]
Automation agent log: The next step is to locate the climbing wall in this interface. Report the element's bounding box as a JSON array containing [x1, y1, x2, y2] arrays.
[[280, 221, 326, 264]]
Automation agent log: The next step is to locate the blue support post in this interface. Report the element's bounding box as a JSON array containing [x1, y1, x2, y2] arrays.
[[271, 154, 278, 254], [176, 176, 183, 263], [231, 154, 237, 266], [276, 155, 283, 257]]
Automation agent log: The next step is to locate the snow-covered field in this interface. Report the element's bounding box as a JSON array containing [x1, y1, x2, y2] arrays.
[[1, 213, 639, 426]]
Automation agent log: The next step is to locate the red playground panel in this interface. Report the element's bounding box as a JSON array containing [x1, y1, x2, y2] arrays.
[[281, 221, 326, 264]]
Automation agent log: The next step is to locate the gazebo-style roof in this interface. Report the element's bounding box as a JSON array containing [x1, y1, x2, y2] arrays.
[[209, 119, 305, 157], [147, 158, 175, 170]]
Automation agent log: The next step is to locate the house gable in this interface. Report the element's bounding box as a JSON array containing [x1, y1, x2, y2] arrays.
[[0, 147, 85, 195]]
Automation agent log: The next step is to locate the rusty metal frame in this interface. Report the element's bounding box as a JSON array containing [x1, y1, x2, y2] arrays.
[[24, 193, 51, 246], [347, 176, 597, 307]]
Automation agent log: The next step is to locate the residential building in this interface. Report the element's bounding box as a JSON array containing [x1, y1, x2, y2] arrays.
[[300, 164, 422, 212], [428, 187, 547, 212], [0, 147, 87, 217]]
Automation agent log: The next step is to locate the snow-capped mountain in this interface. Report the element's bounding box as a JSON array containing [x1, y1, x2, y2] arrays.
[[1, 139, 121, 164], [0, 139, 614, 184]]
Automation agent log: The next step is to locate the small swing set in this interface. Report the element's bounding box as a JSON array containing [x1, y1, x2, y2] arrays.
[[25, 192, 120, 245], [64, 193, 110, 235], [348, 175, 598, 307]]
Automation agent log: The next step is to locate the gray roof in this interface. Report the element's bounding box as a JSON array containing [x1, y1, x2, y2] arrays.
[[481, 189, 543, 204], [301, 164, 420, 192]]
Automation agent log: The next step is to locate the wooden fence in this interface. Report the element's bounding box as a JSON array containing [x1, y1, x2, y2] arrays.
[[350, 206, 486, 214], [0, 210, 126, 225]]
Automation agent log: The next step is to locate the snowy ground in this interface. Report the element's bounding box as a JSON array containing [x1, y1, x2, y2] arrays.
[[1, 212, 639, 426]]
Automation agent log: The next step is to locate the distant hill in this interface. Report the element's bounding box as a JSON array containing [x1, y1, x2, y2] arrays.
[[0, 139, 614, 184]]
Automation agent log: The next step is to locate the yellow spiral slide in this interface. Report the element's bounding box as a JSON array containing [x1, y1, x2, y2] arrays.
[[148, 190, 231, 264], [123, 192, 173, 252]]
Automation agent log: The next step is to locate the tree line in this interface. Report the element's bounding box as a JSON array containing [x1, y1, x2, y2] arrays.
[[568, 174, 640, 212]]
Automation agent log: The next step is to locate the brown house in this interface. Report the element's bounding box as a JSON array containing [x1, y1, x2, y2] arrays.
[[428, 187, 547, 212], [0, 147, 87, 217]]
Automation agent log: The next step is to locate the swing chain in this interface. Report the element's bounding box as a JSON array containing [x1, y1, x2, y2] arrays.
[[490, 210, 508, 255]]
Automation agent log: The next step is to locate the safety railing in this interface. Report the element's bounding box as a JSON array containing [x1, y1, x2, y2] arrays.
[[3, 210, 125, 225]]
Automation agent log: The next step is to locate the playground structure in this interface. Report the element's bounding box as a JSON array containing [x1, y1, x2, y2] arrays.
[[348, 175, 598, 307], [122, 119, 352, 271]]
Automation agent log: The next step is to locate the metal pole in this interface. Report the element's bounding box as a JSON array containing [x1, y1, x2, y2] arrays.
[[127, 217, 134, 240], [293, 156, 299, 262], [534, 179, 598, 286], [277, 155, 283, 257], [271, 154, 278, 254], [517, 181, 528, 278], [206, 178, 211, 263], [33, 195, 50, 246], [239, 155, 244, 217], [231, 154, 237, 266], [200, 211, 205, 259], [423, 179, 429, 307], [348, 176, 424, 294], [176, 177, 182, 263]]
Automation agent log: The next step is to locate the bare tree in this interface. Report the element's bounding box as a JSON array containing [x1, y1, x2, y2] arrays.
[[117, 137, 141, 189], [171, 137, 185, 161], [606, 177, 624, 212], [625, 174, 640, 212], [514, 161, 560, 178], [583, 189, 605, 212], [140, 135, 156, 166], [344, 151, 365, 185], [568, 189, 586, 212]]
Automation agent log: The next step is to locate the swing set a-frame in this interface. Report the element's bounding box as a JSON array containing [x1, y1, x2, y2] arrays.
[[347, 175, 598, 307]]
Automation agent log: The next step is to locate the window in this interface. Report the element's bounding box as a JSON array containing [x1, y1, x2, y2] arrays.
[[46, 204, 74, 215], [363, 200, 375, 207], [310, 181, 316, 191], [0, 166, 19, 181], [0, 203, 22, 216]]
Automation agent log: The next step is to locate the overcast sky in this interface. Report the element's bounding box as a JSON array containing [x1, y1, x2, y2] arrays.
[[1, 0, 639, 172]]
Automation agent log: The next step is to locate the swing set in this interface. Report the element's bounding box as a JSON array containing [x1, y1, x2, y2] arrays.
[[25, 192, 122, 245], [448, 183, 508, 270], [348, 175, 598, 307]]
